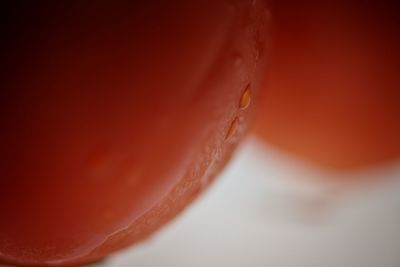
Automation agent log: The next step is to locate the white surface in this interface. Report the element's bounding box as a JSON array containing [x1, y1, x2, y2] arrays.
[[105, 137, 400, 267]]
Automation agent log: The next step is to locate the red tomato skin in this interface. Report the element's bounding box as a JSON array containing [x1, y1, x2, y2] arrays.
[[0, 1, 269, 266], [255, 0, 400, 170]]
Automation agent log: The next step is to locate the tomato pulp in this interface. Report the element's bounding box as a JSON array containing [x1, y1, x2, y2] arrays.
[[0, 1, 269, 266]]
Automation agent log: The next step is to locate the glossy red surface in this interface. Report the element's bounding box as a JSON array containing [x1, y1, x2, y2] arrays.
[[256, 0, 400, 170], [0, 1, 269, 266]]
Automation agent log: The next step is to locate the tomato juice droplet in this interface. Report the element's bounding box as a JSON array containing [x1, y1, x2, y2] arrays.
[[225, 117, 239, 141], [239, 84, 252, 110]]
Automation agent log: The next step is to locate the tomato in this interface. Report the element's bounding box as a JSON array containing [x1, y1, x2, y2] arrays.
[[0, 1, 269, 266], [255, 0, 400, 170]]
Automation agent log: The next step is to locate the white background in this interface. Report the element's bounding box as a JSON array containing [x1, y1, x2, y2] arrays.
[[106, 137, 400, 267]]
